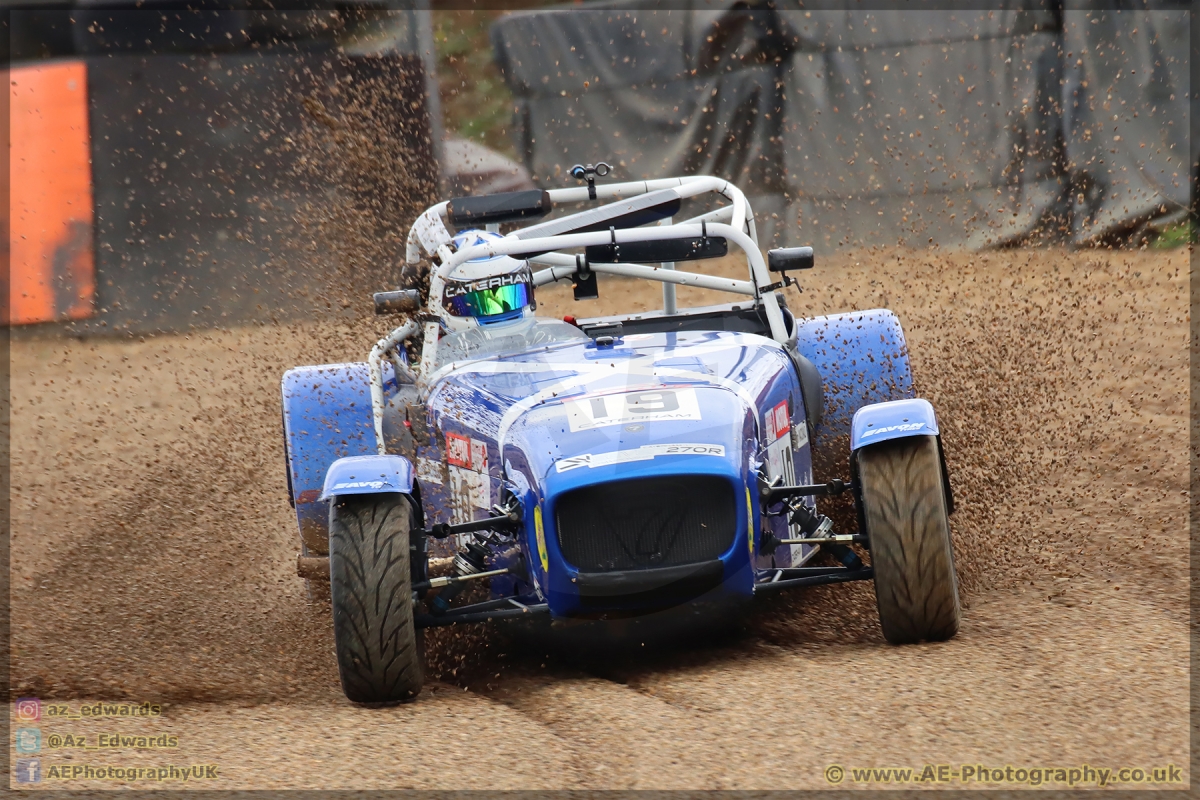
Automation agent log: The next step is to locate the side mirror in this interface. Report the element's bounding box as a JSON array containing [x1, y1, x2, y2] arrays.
[[374, 289, 421, 315], [767, 246, 814, 272]]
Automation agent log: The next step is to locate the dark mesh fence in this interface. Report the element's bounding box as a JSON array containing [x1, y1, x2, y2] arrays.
[[493, 1, 1192, 249]]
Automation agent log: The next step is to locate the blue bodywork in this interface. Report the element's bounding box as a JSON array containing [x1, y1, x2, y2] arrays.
[[790, 309, 914, 439], [851, 398, 939, 451], [319, 455, 414, 501], [281, 306, 927, 618]]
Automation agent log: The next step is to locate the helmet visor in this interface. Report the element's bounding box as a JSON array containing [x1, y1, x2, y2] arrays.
[[444, 281, 532, 319]]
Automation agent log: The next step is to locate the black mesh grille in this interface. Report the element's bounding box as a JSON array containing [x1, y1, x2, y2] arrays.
[[555, 475, 737, 572]]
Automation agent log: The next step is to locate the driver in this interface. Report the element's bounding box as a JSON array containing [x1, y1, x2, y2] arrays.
[[441, 229, 535, 330], [434, 229, 586, 367]]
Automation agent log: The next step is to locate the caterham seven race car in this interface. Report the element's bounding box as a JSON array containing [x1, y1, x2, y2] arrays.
[[281, 166, 960, 704]]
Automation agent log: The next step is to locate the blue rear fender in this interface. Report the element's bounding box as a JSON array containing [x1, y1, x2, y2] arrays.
[[281, 361, 408, 554], [791, 309, 915, 440]]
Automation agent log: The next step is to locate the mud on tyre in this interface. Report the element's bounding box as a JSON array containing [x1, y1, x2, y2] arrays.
[[329, 494, 423, 703], [857, 435, 960, 644]]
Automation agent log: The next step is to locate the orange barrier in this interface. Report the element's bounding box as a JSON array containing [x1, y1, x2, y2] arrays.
[[7, 60, 95, 325]]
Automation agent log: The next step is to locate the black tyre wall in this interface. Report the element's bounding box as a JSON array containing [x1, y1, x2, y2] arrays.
[[858, 436, 961, 644], [329, 493, 423, 704]]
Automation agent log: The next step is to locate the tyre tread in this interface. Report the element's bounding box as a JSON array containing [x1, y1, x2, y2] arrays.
[[859, 436, 960, 644], [329, 494, 423, 703]]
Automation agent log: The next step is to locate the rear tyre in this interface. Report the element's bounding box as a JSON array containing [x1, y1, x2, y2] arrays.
[[858, 436, 960, 644], [329, 494, 423, 704]]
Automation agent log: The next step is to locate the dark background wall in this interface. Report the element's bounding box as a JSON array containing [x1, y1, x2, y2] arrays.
[[9, 6, 440, 335], [493, 0, 1193, 250], [5, 3, 1192, 337]]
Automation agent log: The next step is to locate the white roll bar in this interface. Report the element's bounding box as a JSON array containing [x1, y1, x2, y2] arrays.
[[534, 261, 755, 296], [370, 176, 782, 455], [432, 221, 785, 341], [368, 320, 419, 454], [404, 175, 754, 265]]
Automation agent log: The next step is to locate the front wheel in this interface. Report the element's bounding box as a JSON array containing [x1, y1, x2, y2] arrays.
[[329, 494, 423, 704], [858, 436, 960, 644]]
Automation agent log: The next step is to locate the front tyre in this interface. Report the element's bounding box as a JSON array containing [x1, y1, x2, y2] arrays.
[[329, 494, 423, 704], [858, 436, 960, 644]]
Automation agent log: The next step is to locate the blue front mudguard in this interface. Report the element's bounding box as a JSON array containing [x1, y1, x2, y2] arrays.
[[281, 360, 411, 554], [851, 398, 954, 514], [851, 398, 938, 451], [320, 454, 415, 501]]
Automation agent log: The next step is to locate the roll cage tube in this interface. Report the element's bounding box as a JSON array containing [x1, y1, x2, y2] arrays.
[[436, 220, 782, 311], [428, 221, 788, 344], [530, 259, 756, 295], [372, 177, 778, 454], [368, 319, 420, 455], [404, 176, 754, 267]]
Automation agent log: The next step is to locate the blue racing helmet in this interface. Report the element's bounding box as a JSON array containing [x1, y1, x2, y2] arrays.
[[443, 230, 535, 326]]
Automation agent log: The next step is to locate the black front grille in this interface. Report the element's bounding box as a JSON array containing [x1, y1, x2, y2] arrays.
[[555, 475, 737, 572]]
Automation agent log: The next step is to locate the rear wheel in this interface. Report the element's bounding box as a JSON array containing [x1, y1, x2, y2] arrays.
[[858, 436, 960, 644], [329, 494, 423, 704]]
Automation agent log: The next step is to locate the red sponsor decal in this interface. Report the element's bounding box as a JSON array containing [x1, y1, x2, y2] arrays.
[[767, 401, 789, 441], [446, 433, 472, 467], [775, 403, 789, 440], [446, 433, 489, 471]]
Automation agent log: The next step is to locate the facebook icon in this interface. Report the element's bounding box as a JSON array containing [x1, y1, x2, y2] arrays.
[[16, 758, 42, 784]]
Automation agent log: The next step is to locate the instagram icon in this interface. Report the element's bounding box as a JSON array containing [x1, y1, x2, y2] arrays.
[[15, 697, 41, 722]]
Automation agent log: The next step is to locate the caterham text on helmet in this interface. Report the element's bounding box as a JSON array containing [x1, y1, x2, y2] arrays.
[[443, 230, 535, 324]]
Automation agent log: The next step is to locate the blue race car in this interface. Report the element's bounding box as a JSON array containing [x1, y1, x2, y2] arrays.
[[281, 166, 960, 704]]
